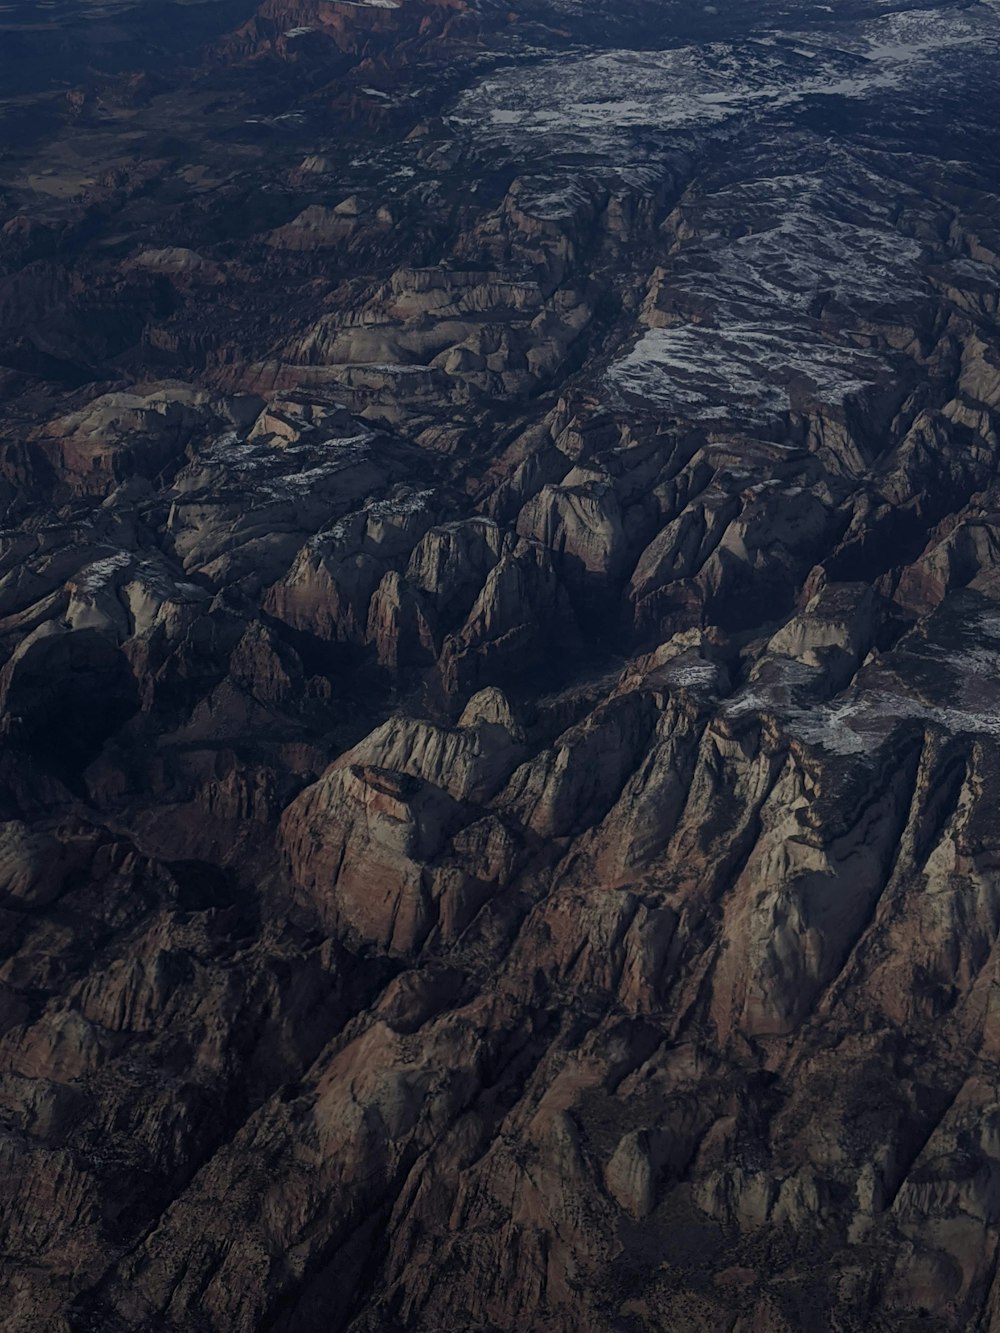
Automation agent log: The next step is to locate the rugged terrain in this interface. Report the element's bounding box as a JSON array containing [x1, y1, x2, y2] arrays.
[[2, 0, 1000, 1328]]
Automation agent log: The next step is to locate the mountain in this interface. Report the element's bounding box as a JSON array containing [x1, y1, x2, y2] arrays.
[[2, 0, 1000, 1328]]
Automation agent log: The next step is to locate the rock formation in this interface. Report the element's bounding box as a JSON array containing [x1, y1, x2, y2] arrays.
[[2, 0, 1000, 1328]]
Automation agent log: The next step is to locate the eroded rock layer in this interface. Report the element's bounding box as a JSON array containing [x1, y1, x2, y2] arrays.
[[3, 0, 1000, 1328]]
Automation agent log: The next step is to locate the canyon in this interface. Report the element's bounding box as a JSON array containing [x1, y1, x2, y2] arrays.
[[2, 0, 1000, 1328]]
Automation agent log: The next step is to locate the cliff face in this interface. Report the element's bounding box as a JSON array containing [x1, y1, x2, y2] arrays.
[[3, 0, 1000, 1328]]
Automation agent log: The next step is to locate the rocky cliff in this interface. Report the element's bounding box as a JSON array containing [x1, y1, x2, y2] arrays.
[[2, 0, 1000, 1328]]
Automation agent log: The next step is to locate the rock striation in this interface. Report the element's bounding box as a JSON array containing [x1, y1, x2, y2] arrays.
[[3, 0, 1000, 1329]]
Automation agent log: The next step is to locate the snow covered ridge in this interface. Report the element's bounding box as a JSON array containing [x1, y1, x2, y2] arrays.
[[451, 6, 997, 426], [724, 600, 1000, 758], [75, 552, 134, 595], [606, 323, 885, 420], [603, 135, 933, 420], [453, 5, 999, 154]]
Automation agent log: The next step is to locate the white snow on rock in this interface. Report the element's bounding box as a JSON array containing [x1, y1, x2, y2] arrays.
[[453, 6, 997, 157], [75, 552, 134, 594], [447, 1, 998, 429], [725, 601, 1000, 756], [606, 323, 882, 419]]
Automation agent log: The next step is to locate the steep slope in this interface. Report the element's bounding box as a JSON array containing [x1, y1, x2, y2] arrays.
[[2, 0, 1000, 1329]]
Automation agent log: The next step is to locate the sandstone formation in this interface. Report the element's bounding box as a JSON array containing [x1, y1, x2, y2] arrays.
[[2, 0, 1000, 1329]]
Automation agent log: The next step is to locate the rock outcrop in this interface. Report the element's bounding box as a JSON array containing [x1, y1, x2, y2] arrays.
[[4, 0, 1000, 1328]]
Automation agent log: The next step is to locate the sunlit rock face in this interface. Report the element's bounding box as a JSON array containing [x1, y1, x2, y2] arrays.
[[3, 0, 1000, 1327]]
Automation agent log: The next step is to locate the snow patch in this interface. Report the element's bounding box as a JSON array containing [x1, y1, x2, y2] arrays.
[[606, 323, 881, 420]]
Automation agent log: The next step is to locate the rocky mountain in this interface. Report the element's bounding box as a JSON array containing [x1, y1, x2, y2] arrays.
[[2, 0, 1000, 1328]]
